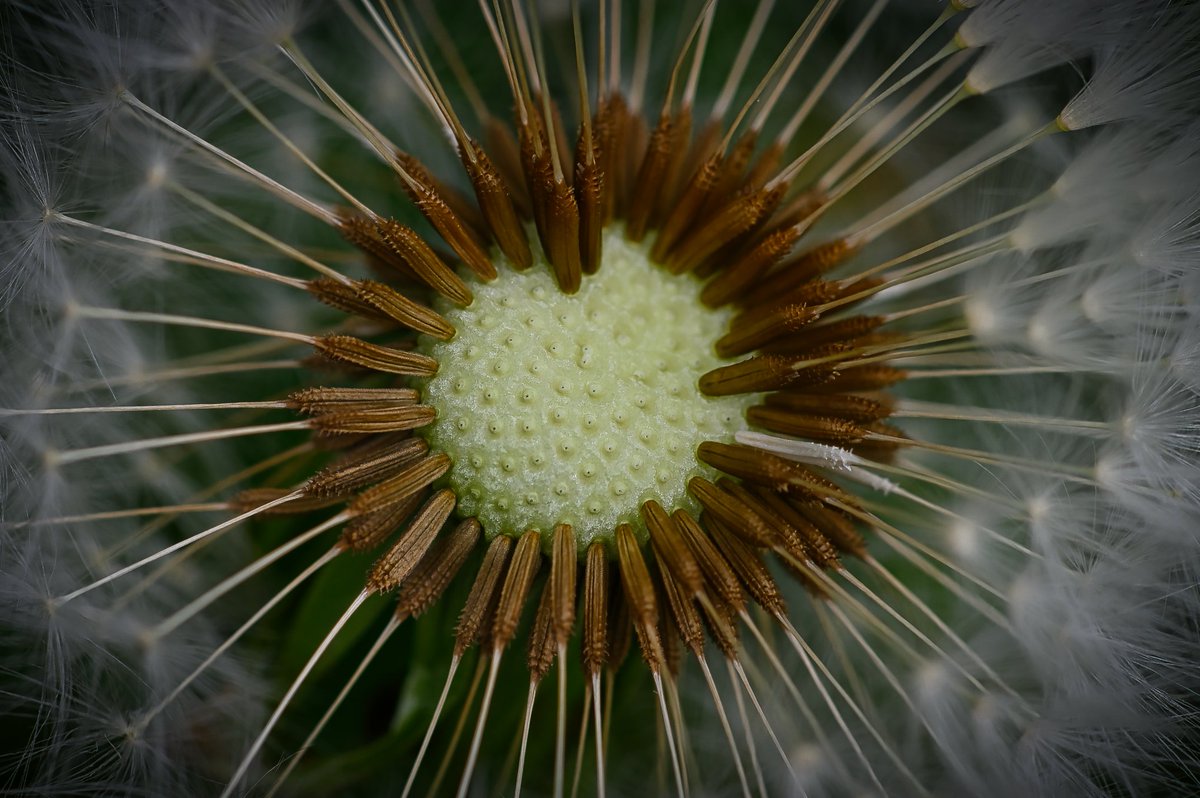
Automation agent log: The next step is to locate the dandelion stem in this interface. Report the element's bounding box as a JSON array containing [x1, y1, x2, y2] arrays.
[[150, 513, 348, 641], [778, 0, 887, 143], [776, 7, 962, 182], [850, 545, 1026, 706], [749, 0, 841, 134], [400, 655, 462, 798], [725, 659, 767, 798], [221, 589, 373, 798], [213, 65, 379, 220], [711, 0, 774, 120], [730, 658, 798, 788], [653, 671, 686, 798], [279, 39, 406, 176], [514, 680, 539, 798], [266, 614, 403, 797], [556, 645, 569, 798], [120, 92, 340, 225], [783, 623, 921, 796], [2, 503, 227, 528], [138, 546, 339, 729], [739, 610, 848, 781], [849, 124, 1058, 247], [698, 654, 752, 798], [1, 400, 290, 416], [50, 213, 308, 288], [456, 651, 504, 798], [592, 673, 606, 798], [569, 680, 591, 798], [71, 306, 316, 344], [49, 421, 310, 466], [109, 443, 315, 604], [894, 399, 1110, 433], [61, 360, 303, 393], [169, 182, 351, 283], [54, 491, 302, 604]]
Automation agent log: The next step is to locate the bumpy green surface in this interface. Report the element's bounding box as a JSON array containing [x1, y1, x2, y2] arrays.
[[419, 229, 752, 550]]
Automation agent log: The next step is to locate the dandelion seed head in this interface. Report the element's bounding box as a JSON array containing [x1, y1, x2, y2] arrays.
[[422, 229, 752, 547], [2, 0, 1199, 795]]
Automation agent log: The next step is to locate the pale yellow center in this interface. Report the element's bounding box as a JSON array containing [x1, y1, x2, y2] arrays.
[[419, 228, 753, 549]]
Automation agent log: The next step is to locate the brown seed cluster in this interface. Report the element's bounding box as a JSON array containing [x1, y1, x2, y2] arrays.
[[228, 17, 919, 773]]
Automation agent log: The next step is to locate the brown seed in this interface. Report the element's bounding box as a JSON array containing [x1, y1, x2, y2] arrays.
[[347, 452, 451, 515], [395, 151, 487, 237], [228, 488, 343, 515], [615, 523, 666, 673], [550, 523, 577, 645], [708, 129, 760, 206], [491, 530, 543, 651], [374, 218, 473, 306], [408, 179, 496, 281], [672, 510, 745, 613], [748, 487, 841, 569], [716, 303, 819, 358], [625, 112, 674, 242], [700, 599, 741, 661], [761, 187, 826, 236], [660, 596, 683, 679], [791, 501, 868, 559], [581, 542, 609, 678], [312, 336, 438, 377], [653, 150, 721, 265], [698, 442, 857, 506], [745, 406, 867, 446], [742, 237, 858, 307], [288, 387, 420, 415], [484, 114, 532, 218], [575, 139, 606, 276], [765, 315, 887, 351], [353, 280, 455, 340], [666, 184, 785, 273], [679, 117, 722, 202], [306, 279, 455, 340], [656, 560, 704, 656], [700, 353, 821, 396], [526, 583, 558, 682], [395, 518, 482, 620], [544, 180, 583, 294], [340, 491, 425, 553], [687, 476, 773, 547], [309, 405, 436, 436], [337, 214, 415, 278], [717, 479, 809, 558], [803, 365, 908, 394], [305, 437, 428, 497], [641, 500, 703, 596], [606, 583, 633, 672], [740, 139, 786, 194], [653, 106, 694, 230], [455, 535, 514, 656], [700, 226, 800, 308], [706, 518, 787, 615], [366, 489, 456, 592], [762, 391, 894, 423], [461, 140, 532, 269]]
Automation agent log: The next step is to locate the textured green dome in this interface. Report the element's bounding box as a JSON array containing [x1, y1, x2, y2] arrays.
[[419, 228, 753, 550]]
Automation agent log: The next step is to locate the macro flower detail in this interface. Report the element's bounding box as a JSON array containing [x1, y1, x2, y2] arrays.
[[2, 1, 1199, 797]]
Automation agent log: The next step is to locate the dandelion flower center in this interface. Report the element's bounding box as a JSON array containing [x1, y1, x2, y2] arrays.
[[420, 228, 752, 548]]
